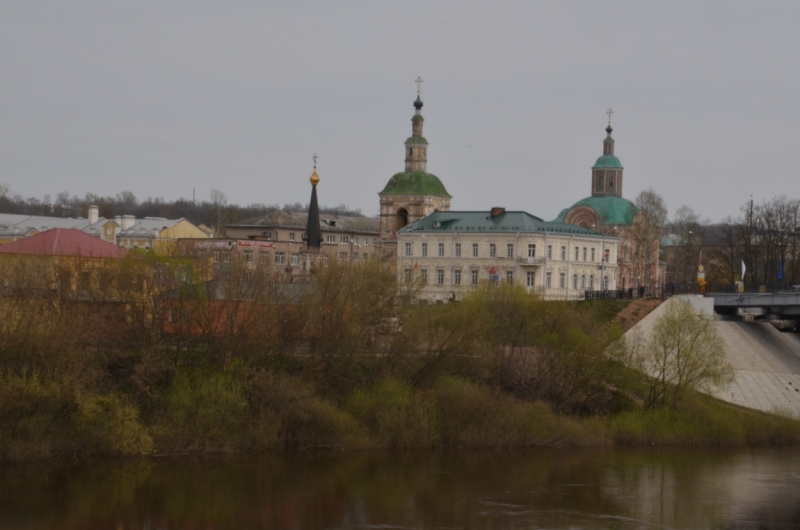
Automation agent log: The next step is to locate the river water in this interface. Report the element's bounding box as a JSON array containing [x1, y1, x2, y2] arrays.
[[2, 448, 799, 529]]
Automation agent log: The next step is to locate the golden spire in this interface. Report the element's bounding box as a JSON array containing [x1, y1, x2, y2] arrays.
[[309, 153, 320, 186]]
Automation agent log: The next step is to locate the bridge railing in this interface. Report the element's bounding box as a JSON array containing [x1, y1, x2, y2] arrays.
[[584, 287, 664, 300], [662, 282, 800, 295]]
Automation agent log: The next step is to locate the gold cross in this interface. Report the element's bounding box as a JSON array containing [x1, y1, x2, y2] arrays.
[[312, 153, 317, 168], [415, 76, 423, 94], [607, 108, 614, 126]]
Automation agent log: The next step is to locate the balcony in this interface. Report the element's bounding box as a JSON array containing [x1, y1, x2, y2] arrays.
[[518, 256, 546, 266]]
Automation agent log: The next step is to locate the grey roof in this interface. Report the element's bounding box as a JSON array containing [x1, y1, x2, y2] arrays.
[[0, 213, 116, 238], [399, 210, 612, 239], [117, 217, 183, 238], [230, 211, 379, 234]]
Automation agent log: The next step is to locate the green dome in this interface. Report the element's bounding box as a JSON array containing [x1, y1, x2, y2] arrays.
[[592, 155, 623, 169], [554, 195, 639, 226], [379, 172, 450, 197]]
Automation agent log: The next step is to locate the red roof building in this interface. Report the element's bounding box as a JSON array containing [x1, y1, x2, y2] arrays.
[[0, 228, 128, 259]]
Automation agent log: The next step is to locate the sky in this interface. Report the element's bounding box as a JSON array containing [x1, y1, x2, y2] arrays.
[[1, 1, 799, 222]]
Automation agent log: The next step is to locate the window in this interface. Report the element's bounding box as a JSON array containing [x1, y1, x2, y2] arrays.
[[581, 274, 586, 288], [339, 252, 348, 260], [327, 235, 336, 244], [353, 237, 359, 245], [340, 236, 349, 244], [603, 276, 609, 290], [289, 232, 295, 241], [559, 272, 565, 288], [291, 254, 299, 266], [455, 243, 461, 257], [591, 248, 596, 262], [528, 244, 536, 258], [603, 248, 610, 263], [243, 251, 253, 263], [589, 275, 595, 289], [506, 270, 514, 284], [421, 243, 428, 257], [526, 271, 536, 287], [547, 245, 553, 259], [454, 269, 461, 285], [583, 247, 587, 261], [624, 244, 629, 259], [274, 252, 285, 265], [404, 269, 413, 282], [363, 254, 368, 261], [405, 242, 412, 256], [364, 238, 369, 246], [353, 252, 359, 260], [471, 269, 479, 285], [575, 247, 579, 260], [472, 243, 479, 257], [373, 238, 378, 245], [507, 244, 514, 258], [438, 243, 445, 257], [437, 269, 444, 284], [560, 246, 566, 260], [420, 269, 427, 284], [259, 252, 269, 264], [213, 251, 220, 262], [573, 274, 578, 289], [545, 272, 552, 287], [262, 231, 272, 240], [222, 252, 230, 263], [489, 243, 496, 258]]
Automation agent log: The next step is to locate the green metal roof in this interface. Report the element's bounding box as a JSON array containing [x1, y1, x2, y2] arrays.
[[553, 196, 640, 226], [411, 115, 424, 121], [592, 155, 623, 169], [399, 210, 609, 237], [405, 136, 429, 145], [379, 172, 450, 197]]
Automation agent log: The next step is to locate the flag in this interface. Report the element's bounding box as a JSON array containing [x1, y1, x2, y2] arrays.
[[778, 260, 784, 281], [741, 260, 746, 281]]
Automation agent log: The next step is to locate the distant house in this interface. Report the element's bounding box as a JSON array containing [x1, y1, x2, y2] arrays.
[[115, 216, 210, 253], [0, 206, 119, 245]]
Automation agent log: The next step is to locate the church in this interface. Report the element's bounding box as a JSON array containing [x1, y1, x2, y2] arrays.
[[379, 86, 624, 302]]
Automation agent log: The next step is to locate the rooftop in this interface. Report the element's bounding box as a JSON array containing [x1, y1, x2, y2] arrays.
[[0, 228, 128, 258], [554, 196, 640, 226]]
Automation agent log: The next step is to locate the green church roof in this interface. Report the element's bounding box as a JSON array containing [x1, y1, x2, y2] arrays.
[[554, 195, 640, 226], [592, 155, 623, 169], [379, 172, 450, 197], [398, 210, 608, 237], [405, 136, 429, 145]]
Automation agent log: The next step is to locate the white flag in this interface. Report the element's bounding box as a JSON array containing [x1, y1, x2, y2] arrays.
[[741, 260, 746, 281]]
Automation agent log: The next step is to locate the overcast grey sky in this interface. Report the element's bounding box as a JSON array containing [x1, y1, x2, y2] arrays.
[[1, 1, 798, 222]]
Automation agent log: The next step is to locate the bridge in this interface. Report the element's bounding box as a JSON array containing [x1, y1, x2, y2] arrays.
[[706, 291, 800, 316]]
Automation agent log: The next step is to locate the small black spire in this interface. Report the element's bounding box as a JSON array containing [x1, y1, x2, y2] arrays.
[[304, 164, 322, 250], [606, 125, 613, 135], [414, 95, 423, 110]]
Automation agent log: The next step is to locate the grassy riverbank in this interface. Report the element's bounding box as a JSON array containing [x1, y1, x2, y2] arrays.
[[1, 257, 799, 461]]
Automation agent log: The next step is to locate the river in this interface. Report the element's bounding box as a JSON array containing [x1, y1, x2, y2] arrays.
[[1, 448, 799, 529]]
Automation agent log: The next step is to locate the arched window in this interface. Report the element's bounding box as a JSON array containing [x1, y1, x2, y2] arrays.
[[573, 274, 578, 289], [395, 208, 409, 232], [581, 274, 586, 288], [602, 275, 609, 291], [589, 275, 594, 289]]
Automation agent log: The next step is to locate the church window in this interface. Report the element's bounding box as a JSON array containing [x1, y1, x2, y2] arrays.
[[507, 244, 514, 258], [454, 269, 461, 285], [609, 176, 614, 187], [438, 243, 445, 257], [421, 243, 428, 257], [472, 243, 479, 257], [455, 243, 462, 257], [526, 271, 536, 287], [560, 246, 566, 260], [545, 272, 552, 287], [405, 242, 412, 256], [527, 244, 536, 258], [489, 243, 496, 258]]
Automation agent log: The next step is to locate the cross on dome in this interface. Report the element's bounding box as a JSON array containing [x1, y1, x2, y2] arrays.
[[312, 153, 318, 168], [607, 108, 614, 126], [415, 76, 423, 95]]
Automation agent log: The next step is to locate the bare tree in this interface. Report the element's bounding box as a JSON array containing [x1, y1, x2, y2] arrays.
[[631, 188, 667, 289]]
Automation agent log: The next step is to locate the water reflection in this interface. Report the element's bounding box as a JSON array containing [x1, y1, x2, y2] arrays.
[[1, 449, 799, 529]]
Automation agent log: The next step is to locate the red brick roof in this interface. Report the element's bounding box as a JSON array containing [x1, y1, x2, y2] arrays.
[[0, 228, 127, 259]]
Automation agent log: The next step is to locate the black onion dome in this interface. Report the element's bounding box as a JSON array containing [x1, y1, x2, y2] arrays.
[[606, 125, 613, 134], [414, 95, 423, 110]]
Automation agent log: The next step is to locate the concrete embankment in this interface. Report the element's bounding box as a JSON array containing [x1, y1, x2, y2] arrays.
[[624, 295, 800, 415]]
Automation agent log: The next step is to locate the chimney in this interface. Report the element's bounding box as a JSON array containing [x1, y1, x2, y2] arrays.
[[121, 215, 135, 230], [490, 207, 506, 218], [88, 205, 99, 224], [114, 215, 122, 227]]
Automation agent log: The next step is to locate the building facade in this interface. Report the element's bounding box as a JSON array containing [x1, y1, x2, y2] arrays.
[[397, 208, 620, 302]]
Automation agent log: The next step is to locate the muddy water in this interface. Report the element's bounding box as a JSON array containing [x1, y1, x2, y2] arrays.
[[2, 448, 799, 529]]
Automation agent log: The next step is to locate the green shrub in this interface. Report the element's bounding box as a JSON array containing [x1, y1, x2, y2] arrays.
[[348, 379, 437, 447]]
